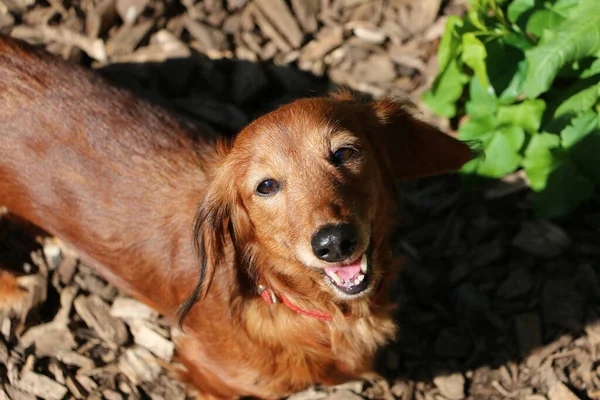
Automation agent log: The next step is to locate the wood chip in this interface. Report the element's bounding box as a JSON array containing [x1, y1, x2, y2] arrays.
[[116, 0, 148, 24], [298, 25, 343, 65], [353, 53, 396, 84], [105, 19, 153, 58], [526, 334, 572, 370], [323, 390, 364, 400], [397, 0, 442, 35], [3, 386, 36, 400], [496, 267, 534, 299], [118, 346, 161, 384], [287, 387, 328, 400], [110, 297, 157, 321], [0, 340, 6, 365], [108, 30, 191, 64], [548, 381, 581, 400], [15, 372, 68, 400], [433, 372, 466, 400], [254, 0, 303, 48], [1, 0, 34, 13], [74, 294, 128, 350], [10, 25, 107, 62], [484, 170, 530, 199], [249, 4, 291, 53], [85, 0, 118, 39], [184, 16, 228, 53], [129, 320, 174, 361], [18, 322, 77, 357], [102, 389, 124, 400], [55, 351, 96, 369], [512, 221, 571, 258], [290, 0, 319, 33], [347, 20, 387, 44]]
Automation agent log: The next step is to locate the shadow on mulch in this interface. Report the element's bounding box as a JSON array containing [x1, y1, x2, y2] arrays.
[[4, 52, 600, 396]]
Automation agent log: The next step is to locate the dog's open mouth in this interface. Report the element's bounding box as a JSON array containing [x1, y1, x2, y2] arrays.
[[323, 254, 370, 295]]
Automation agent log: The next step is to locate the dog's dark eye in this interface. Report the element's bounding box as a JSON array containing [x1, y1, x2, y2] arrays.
[[332, 147, 356, 164], [256, 179, 280, 196]]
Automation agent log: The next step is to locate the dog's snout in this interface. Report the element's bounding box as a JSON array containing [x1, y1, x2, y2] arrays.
[[311, 223, 358, 263]]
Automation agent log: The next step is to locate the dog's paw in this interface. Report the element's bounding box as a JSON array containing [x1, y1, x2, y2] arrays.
[[0, 271, 46, 320], [0, 270, 28, 317]]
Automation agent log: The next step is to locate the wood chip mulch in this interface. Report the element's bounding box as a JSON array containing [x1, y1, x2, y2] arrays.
[[2, 0, 600, 399]]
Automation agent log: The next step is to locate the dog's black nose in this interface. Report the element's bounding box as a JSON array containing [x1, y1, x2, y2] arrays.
[[311, 223, 358, 263]]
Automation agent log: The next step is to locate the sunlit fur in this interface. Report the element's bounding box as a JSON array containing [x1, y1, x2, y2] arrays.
[[0, 35, 472, 399]]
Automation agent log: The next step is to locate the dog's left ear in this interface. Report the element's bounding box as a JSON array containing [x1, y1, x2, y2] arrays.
[[177, 141, 252, 326], [366, 98, 473, 181]]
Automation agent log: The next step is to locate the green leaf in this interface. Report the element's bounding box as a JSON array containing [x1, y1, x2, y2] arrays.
[[553, 0, 584, 15], [526, 9, 566, 37], [438, 16, 464, 74], [497, 99, 546, 133], [422, 59, 468, 118], [507, 0, 535, 23], [503, 31, 535, 52], [466, 78, 498, 118], [423, 16, 470, 118], [581, 57, 600, 78], [499, 59, 528, 102], [476, 126, 525, 178], [462, 33, 491, 91], [523, 2, 600, 98], [526, 0, 580, 37], [561, 111, 600, 182], [531, 111, 600, 219], [458, 115, 497, 144], [523, 132, 561, 191], [561, 111, 598, 148], [459, 119, 525, 178], [554, 81, 600, 118], [485, 35, 530, 101], [533, 160, 595, 219], [466, 9, 488, 31]]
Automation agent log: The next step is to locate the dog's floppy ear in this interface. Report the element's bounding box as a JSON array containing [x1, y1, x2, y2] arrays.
[[363, 96, 473, 181], [178, 140, 252, 326]]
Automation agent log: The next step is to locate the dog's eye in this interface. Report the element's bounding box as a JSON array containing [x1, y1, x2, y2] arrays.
[[256, 179, 280, 196], [332, 147, 356, 164]]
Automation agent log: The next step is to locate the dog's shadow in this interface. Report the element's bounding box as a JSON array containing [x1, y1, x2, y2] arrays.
[[4, 52, 600, 396]]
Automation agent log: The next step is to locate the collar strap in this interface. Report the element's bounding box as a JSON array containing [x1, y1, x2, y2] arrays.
[[258, 285, 335, 321], [258, 280, 383, 321], [257, 280, 387, 322]]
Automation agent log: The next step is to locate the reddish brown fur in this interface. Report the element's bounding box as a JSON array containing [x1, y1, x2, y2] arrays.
[[0, 270, 27, 315], [0, 35, 472, 399]]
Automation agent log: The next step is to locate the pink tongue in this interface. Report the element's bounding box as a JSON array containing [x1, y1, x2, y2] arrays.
[[324, 264, 361, 281]]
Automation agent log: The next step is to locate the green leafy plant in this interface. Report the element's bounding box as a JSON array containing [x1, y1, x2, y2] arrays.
[[423, 0, 600, 218]]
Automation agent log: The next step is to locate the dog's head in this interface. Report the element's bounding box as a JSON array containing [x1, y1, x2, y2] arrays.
[[179, 90, 472, 322]]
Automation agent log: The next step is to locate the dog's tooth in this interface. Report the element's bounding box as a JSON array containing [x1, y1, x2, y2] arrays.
[[354, 277, 361, 285], [330, 272, 344, 285], [357, 274, 365, 282], [360, 254, 368, 273]]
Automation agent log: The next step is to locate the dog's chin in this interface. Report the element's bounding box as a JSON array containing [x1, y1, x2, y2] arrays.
[[321, 251, 374, 301]]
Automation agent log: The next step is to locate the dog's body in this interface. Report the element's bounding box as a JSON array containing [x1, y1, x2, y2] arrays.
[[0, 35, 471, 399]]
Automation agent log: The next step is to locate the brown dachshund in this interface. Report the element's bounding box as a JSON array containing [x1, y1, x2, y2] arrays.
[[0, 35, 472, 399]]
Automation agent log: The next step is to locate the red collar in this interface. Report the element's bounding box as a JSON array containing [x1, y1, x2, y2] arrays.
[[258, 285, 336, 321], [257, 280, 385, 322]]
